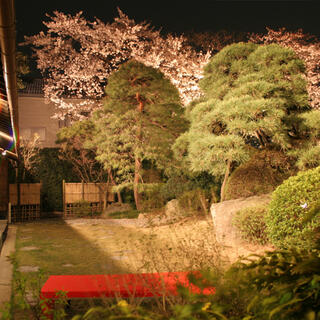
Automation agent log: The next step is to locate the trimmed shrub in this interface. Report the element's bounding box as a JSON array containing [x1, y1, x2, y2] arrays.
[[224, 149, 296, 200], [266, 166, 320, 249], [72, 200, 102, 217], [178, 188, 211, 215], [233, 205, 269, 245]]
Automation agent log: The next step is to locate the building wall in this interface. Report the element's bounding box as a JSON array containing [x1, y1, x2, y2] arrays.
[[18, 95, 60, 148]]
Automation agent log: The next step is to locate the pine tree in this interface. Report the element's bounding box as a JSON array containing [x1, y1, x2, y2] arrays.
[[173, 42, 311, 200], [92, 60, 186, 210]]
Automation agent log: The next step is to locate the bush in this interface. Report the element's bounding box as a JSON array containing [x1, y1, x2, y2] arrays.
[[223, 149, 296, 200], [139, 183, 168, 211], [108, 210, 139, 219], [229, 247, 320, 319], [233, 205, 269, 245], [72, 200, 101, 217], [178, 188, 211, 215], [266, 166, 320, 249]]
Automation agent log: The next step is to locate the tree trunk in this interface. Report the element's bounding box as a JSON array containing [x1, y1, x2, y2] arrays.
[[220, 159, 231, 202], [133, 92, 144, 211], [108, 169, 122, 204], [133, 157, 141, 210]]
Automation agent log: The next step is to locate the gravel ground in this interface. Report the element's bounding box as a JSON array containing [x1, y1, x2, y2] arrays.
[[64, 218, 148, 228]]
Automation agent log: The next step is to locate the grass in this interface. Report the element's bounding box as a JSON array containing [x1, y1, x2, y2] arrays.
[[107, 209, 139, 219], [10, 216, 221, 319]]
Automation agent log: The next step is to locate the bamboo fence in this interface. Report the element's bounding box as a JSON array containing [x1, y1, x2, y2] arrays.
[[9, 183, 41, 221], [63, 181, 114, 216]]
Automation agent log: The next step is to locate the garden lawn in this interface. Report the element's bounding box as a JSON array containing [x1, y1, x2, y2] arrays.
[[15, 217, 220, 282], [12, 217, 220, 318]]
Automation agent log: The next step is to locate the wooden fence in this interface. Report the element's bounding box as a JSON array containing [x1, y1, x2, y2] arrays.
[[63, 181, 115, 217], [9, 183, 41, 221]]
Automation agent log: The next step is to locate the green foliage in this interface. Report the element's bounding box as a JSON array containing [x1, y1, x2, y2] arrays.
[[16, 52, 30, 89], [161, 170, 219, 203], [178, 188, 212, 215], [139, 183, 168, 211], [173, 42, 310, 199], [4, 255, 69, 320], [72, 200, 102, 217], [231, 248, 320, 319], [266, 166, 320, 249], [92, 60, 186, 185], [233, 205, 269, 245], [8, 246, 320, 320], [56, 120, 107, 183], [35, 148, 80, 211], [91, 60, 187, 210], [293, 109, 320, 170], [223, 149, 296, 200], [108, 210, 139, 219]]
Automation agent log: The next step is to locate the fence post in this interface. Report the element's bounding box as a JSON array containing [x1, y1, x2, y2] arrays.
[[81, 180, 84, 201], [8, 202, 11, 224], [62, 180, 65, 216]]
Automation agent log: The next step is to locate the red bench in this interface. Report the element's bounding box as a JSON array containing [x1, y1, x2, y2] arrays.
[[40, 271, 215, 318]]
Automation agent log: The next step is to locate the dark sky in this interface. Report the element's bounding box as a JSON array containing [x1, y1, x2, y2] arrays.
[[15, 1, 320, 43]]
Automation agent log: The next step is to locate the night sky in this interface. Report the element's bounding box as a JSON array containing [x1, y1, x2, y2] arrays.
[[15, 0, 320, 43]]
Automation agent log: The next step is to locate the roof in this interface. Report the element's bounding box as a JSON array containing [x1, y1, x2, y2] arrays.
[[19, 79, 44, 95]]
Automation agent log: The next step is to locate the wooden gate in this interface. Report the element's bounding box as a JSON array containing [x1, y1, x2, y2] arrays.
[[63, 181, 114, 217], [9, 183, 41, 221]]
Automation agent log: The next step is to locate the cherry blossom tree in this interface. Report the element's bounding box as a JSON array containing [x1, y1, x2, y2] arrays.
[[24, 9, 210, 120], [249, 28, 320, 110]]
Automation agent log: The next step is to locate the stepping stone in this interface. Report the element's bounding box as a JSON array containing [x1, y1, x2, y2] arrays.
[[18, 266, 39, 272], [20, 236, 32, 240], [62, 264, 74, 267], [20, 246, 39, 251], [111, 255, 128, 261], [98, 236, 112, 239]]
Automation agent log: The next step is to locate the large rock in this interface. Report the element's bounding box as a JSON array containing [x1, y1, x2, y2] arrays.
[[210, 194, 271, 248], [165, 199, 183, 218]]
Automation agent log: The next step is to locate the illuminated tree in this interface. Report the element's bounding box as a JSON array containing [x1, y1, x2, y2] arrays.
[[250, 28, 320, 110], [24, 9, 210, 120], [173, 43, 310, 200], [91, 61, 186, 210]]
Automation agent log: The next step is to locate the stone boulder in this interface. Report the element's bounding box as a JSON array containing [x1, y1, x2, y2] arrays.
[[210, 194, 271, 248], [165, 199, 183, 218]]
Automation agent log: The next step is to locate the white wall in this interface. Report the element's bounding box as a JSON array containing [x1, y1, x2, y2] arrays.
[[18, 95, 60, 148]]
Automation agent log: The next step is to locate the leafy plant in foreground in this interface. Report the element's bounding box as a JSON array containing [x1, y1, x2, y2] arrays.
[[233, 205, 269, 245], [235, 247, 320, 319]]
